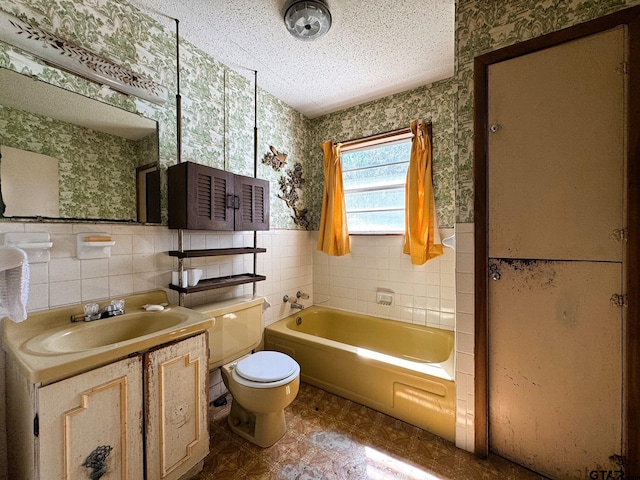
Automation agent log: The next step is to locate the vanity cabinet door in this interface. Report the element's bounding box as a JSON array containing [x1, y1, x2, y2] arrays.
[[37, 356, 144, 480], [144, 333, 209, 480]]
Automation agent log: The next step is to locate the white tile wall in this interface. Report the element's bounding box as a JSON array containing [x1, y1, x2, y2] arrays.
[[454, 222, 475, 452], [312, 228, 456, 330], [0, 222, 473, 458], [178, 230, 315, 329]]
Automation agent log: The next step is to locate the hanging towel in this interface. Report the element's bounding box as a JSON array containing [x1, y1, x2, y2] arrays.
[[0, 246, 30, 322]]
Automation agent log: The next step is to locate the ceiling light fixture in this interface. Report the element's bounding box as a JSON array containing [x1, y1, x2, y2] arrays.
[[284, 0, 332, 41]]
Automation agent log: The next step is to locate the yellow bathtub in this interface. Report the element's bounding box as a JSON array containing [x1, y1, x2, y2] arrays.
[[264, 306, 456, 442]]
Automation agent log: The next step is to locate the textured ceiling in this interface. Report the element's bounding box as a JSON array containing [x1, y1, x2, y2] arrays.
[[131, 0, 455, 118]]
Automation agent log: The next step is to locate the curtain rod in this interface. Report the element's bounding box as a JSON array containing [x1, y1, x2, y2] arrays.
[[336, 122, 432, 151]]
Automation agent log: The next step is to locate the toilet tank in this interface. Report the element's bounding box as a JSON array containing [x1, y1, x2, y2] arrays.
[[192, 296, 264, 369]]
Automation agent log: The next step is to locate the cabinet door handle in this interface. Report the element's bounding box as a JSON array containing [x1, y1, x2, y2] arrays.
[[233, 195, 240, 210], [82, 445, 113, 479]]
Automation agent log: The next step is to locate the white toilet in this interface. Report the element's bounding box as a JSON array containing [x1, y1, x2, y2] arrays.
[[194, 297, 300, 448]]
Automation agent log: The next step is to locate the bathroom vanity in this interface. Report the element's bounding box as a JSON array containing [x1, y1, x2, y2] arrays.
[[2, 291, 212, 480]]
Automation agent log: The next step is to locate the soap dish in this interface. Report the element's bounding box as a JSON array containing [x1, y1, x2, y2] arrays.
[[77, 233, 116, 259], [376, 288, 394, 306], [4, 232, 53, 263]]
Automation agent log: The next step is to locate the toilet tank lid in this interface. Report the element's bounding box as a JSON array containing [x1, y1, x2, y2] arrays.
[[192, 295, 264, 318], [236, 351, 299, 383]]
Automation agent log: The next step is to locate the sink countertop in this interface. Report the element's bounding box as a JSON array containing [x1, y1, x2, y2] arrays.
[[2, 290, 213, 385]]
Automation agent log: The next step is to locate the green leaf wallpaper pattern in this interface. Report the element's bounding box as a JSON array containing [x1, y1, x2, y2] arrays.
[[454, 0, 640, 223], [0, 104, 139, 220], [2, 0, 637, 227]]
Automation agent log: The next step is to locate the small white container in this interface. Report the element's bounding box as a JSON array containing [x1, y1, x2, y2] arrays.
[[188, 268, 203, 286], [172, 270, 188, 286]]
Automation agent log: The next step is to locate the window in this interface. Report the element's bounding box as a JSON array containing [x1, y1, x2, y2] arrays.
[[342, 132, 412, 234]]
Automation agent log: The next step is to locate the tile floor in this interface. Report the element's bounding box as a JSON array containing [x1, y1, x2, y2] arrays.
[[192, 383, 547, 479]]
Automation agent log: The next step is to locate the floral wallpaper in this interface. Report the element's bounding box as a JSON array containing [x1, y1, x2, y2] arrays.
[[0, 103, 144, 219], [0, 0, 310, 229], [2, 0, 637, 227], [454, 0, 640, 223]]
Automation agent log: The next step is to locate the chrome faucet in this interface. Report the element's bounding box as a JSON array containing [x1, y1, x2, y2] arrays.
[[283, 294, 305, 310], [71, 300, 125, 322]]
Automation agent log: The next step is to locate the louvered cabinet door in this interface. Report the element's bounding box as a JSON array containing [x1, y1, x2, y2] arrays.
[[169, 161, 270, 231], [192, 165, 234, 230], [168, 162, 234, 230], [234, 174, 270, 231]]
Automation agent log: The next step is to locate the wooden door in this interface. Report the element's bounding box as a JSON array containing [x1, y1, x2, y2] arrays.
[[489, 260, 622, 477], [145, 334, 209, 480], [38, 356, 144, 480], [487, 26, 626, 478]]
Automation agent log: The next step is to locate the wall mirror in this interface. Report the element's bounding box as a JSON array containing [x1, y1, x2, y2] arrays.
[[0, 67, 161, 223]]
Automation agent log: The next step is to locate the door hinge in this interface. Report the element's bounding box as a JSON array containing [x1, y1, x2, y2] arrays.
[[611, 228, 627, 242], [33, 414, 39, 437], [617, 62, 629, 75], [610, 294, 627, 308]]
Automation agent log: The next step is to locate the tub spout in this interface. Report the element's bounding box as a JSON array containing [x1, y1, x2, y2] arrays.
[[283, 294, 304, 310]]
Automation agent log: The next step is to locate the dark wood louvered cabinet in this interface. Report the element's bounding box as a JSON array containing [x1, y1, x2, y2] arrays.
[[167, 161, 269, 293], [168, 161, 269, 231]]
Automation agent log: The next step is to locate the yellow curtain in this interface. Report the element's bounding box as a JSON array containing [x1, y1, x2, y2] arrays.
[[317, 141, 350, 256], [403, 120, 443, 265]]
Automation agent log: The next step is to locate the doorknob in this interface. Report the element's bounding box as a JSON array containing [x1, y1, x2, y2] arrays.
[[489, 263, 501, 281], [490, 124, 501, 133]]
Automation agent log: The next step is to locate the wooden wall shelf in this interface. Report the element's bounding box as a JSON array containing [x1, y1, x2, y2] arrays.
[[169, 273, 266, 293], [168, 247, 266, 258]]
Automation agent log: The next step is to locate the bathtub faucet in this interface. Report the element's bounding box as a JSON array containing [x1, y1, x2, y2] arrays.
[[283, 294, 305, 310]]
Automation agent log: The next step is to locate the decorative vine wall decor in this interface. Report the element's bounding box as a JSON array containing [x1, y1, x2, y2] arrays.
[[277, 162, 311, 229], [262, 146, 288, 171]]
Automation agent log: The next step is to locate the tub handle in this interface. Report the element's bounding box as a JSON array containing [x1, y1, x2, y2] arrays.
[[296, 291, 309, 300]]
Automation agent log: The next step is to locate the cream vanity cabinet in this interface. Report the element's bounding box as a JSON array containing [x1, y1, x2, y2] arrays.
[[6, 334, 209, 480]]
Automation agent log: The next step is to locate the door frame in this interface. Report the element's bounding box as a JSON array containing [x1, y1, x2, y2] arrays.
[[473, 6, 640, 474]]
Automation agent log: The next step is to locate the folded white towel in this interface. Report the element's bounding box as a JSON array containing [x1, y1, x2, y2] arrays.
[[0, 246, 30, 322]]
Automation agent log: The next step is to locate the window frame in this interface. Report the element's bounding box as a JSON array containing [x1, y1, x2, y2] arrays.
[[340, 128, 414, 235]]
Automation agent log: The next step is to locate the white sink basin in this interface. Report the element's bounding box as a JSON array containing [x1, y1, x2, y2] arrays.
[[24, 311, 187, 354]]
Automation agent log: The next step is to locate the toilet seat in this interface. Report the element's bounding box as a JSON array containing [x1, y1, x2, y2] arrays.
[[232, 351, 300, 389]]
